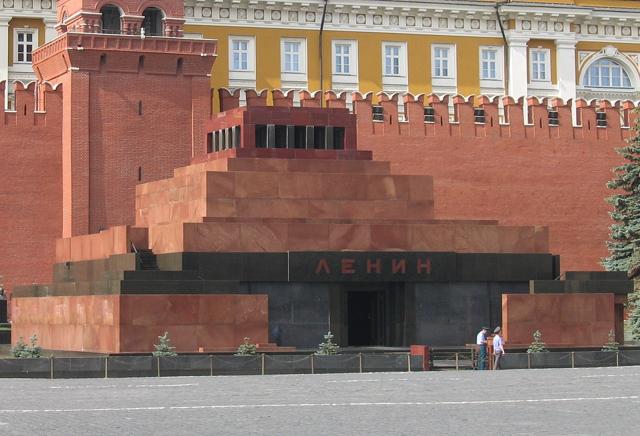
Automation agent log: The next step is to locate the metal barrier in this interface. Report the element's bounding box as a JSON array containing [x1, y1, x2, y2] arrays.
[[1, 350, 637, 377], [0, 352, 421, 379], [500, 350, 640, 370]]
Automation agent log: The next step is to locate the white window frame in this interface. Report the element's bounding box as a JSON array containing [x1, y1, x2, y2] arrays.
[[331, 40, 358, 89], [229, 37, 254, 72], [383, 43, 403, 77], [381, 42, 408, 91], [13, 28, 38, 65], [432, 45, 455, 79], [281, 38, 306, 74], [583, 59, 632, 89], [479, 46, 505, 96], [480, 47, 502, 80], [431, 44, 457, 93], [228, 36, 256, 89], [529, 48, 551, 83], [280, 38, 308, 89]]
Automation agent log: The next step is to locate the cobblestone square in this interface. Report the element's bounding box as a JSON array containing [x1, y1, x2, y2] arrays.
[[0, 366, 638, 435]]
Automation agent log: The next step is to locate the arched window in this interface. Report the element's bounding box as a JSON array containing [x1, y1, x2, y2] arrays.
[[101, 5, 121, 34], [142, 8, 164, 36], [584, 59, 632, 89]]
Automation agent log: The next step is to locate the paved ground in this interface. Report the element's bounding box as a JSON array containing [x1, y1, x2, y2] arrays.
[[0, 366, 639, 435]]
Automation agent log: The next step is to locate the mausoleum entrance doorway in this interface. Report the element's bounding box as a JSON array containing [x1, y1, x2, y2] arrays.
[[335, 283, 407, 347]]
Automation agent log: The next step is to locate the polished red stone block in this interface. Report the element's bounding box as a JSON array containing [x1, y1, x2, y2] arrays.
[[502, 293, 615, 347], [11, 294, 269, 353]]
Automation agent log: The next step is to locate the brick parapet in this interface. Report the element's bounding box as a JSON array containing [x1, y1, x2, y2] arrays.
[[33, 32, 217, 83], [0, 80, 63, 127], [217, 89, 639, 142]]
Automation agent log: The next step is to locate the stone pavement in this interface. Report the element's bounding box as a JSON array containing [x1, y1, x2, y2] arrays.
[[0, 366, 638, 435]]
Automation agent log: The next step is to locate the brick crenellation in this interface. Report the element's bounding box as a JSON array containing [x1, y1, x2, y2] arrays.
[[218, 88, 639, 142]]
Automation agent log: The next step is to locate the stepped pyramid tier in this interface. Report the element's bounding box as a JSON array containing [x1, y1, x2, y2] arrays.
[[13, 106, 555, 353]]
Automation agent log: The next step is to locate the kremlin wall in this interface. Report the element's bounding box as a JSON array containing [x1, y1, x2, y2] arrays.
[[0, 82, 633, 294], [0, 0, 635, 352]]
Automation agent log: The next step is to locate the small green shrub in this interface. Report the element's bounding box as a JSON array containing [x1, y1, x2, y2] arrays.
[[235, 337, 257, 356], [316, 331, 340, 355], [11, 335, 42, 359], [527, 330, 548, 353], [602, 329, 620, 352], [152, 331, 177, 357]]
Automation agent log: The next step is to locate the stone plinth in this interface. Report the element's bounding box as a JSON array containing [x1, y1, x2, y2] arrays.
[[502, 293, 615, 347], [11, 294, 268, 353]]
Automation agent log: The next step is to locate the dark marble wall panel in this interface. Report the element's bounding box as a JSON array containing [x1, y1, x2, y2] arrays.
[[248, 282, 331, 348], [412, 282, 529, 346]]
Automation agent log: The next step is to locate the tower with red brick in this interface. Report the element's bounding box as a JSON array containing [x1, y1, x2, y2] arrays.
[[33, 0, 216, 238]]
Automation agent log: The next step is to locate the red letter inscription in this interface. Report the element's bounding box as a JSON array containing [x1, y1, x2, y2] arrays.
[[391, 259, 406, 274], [341, 258, 356, 274], [417, 257, 432, 274], [315, 259, 331, 274], [367, 258, 382, 274]]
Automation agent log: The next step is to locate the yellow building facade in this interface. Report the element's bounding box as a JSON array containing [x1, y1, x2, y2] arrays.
[[3, 1, 640, 110]]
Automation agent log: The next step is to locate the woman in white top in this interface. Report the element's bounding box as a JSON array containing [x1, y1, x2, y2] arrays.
[[493, 326, 505, 370]]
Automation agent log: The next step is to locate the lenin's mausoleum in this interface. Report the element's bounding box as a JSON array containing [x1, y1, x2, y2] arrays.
[[0, 0, 634, 353]]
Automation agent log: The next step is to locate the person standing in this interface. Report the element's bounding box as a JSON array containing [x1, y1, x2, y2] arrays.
[[493, 326, 505, 370], [476, 327, 489, 370]]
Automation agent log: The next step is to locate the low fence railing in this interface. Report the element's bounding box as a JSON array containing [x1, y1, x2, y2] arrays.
[[0, 353, 424, 379], [499, 350, 640, 370]]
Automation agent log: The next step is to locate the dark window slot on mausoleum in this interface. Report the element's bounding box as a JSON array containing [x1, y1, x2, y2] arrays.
[[548, 110, 559, 126], [206, 132, 213, 153], [372, 105, 384, 122], [274, 125, 287, 148], [596, 111, 607, 127], [234, 126, 241, 148], [333, 127, 345, 150], [424, 106, 435, 123], [294, 126, 306, 148], [314, 126, 326, 149], [255, 125, 267, 148], [474, 108, 485, 123]]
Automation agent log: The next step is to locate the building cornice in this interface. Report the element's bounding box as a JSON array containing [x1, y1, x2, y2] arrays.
[[0, 0, 56, 19], [183, 0, 640, 42]]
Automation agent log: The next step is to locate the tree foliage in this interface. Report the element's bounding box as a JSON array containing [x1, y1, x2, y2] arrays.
[[316, 331, 340, 355], [11, 335, 42, 359], [629, 290, 640, 343], [235, 337, 257, 356], [601, 329, 620, 352], [603, 111, 640, 272], [152, 331, 177, 357], [526, 330, 548, 353]]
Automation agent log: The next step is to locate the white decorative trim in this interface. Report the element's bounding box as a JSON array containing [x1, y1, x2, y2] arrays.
[[331, 39, 358, 89], [228, 35, 256, 89], [13, 27, 39, 65], [479, 45, 505, 96], [280, 37, 307, 90], [577, 46, 640, 92], [529, 47, 551, 84], [381, 41, 408, 93], [432, 43, 457, 95]]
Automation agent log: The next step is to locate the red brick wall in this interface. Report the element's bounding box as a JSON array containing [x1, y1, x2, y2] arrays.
[[355, 95, 629, 271], [0, 82, 63, 295], [87, 72, 196, 233]]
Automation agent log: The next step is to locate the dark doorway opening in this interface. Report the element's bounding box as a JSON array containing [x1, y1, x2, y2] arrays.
[[335, 283, 406, 347], [347, 291, 383, 346]]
